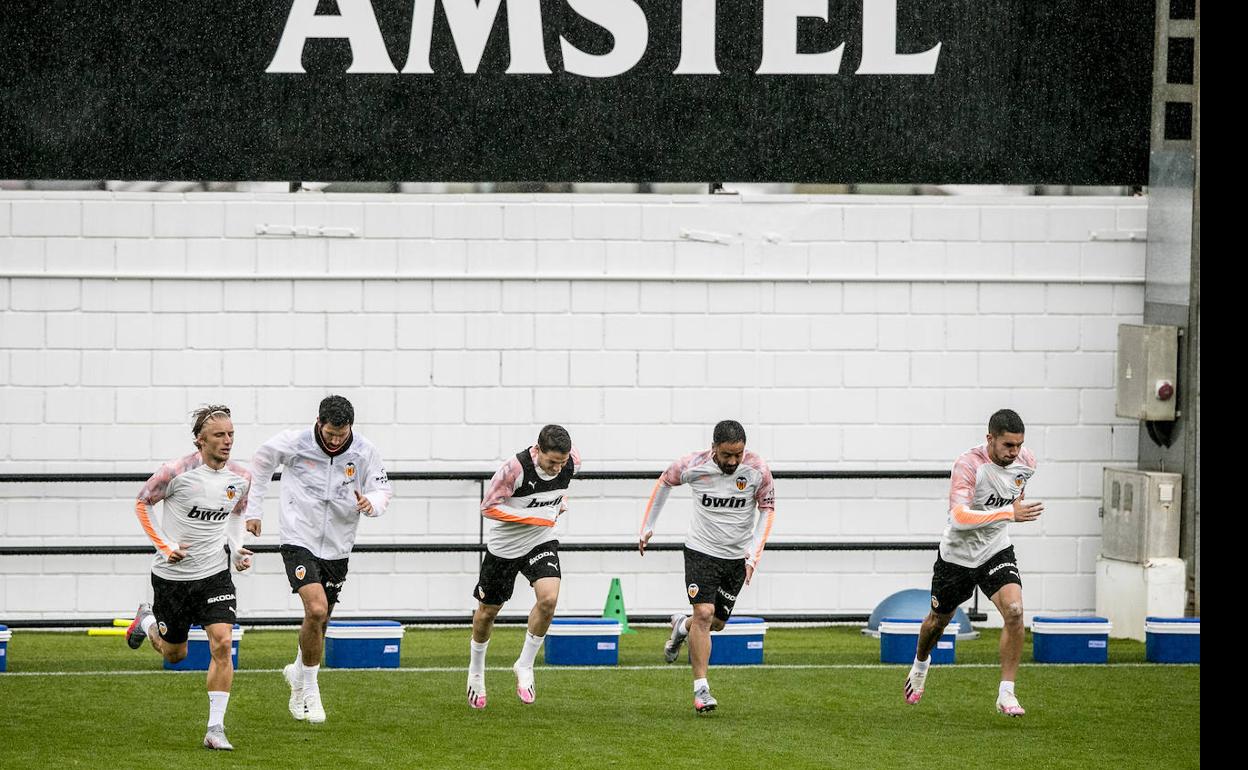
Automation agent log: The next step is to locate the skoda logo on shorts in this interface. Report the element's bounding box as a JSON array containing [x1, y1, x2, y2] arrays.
[[736, 476, 747, 491], [345, 462, 357, 480], [687, 583, 699, 599], [295, 565, 306, 580]]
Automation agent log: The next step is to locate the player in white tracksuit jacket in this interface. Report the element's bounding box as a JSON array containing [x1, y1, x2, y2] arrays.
[[243, 395, 393, 724]]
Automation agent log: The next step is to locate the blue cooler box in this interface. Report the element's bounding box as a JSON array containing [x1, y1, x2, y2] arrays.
[[0, 625, 10, 672], [709, 617, 768, 665], [1145, 617, 1200, 663], [879, 619, 957, 664], [544, 618, 621, 665], [1031, 616, 1111, 663], [325, 620, 404, 668], [164, 625, 243, 671]]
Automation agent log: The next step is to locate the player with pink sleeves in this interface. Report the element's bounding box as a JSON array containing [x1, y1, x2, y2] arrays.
[[466, 424, 581, 710], [123, 405, 254, 751], [638, 420, 775, 714], [904, 408, 1042, 717]]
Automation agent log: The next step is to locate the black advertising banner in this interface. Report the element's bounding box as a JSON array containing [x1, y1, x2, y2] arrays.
[[0, 0, 1154, 184]]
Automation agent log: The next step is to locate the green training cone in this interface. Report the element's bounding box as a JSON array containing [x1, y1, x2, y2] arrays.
[[602, 577, 637, 634]]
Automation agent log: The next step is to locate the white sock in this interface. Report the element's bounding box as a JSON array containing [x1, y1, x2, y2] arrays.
[[999, 681, 1015, 697], [693, 677, 709, 693], [141, 614, 157, 636], [469, 639, 489, 677], [912, 656, 930, 674], [302, 664, 319, 690], [515, 632, 545, 669], [292, 648, 305, 675], [207, 691, 230, 728], [676, 617, 689, 637]]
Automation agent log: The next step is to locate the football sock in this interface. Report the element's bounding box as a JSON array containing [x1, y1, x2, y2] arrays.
[[515, 632, 544, 669], [999, 681, 1015, 697], [912, 656, 930, 674], [469, 639, 489, 677], [693, 677, 709, 693], [140, 614, 157, 636], [207, 691, 230, 728], [302, 664, 319, 690], [676, 617, 689, 637]]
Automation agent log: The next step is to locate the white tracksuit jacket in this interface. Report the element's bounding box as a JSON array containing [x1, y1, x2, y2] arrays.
[[243, 427, 393, 560]]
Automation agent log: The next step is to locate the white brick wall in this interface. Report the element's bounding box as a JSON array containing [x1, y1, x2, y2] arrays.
[[0, 192, 1146, 623]]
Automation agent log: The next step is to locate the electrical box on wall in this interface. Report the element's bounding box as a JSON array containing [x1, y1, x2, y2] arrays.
[[1116, 324, 1179, 420], [1101, 468, 1182, 563]]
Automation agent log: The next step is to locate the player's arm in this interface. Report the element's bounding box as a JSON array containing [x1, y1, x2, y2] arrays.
[[480, 458, 534, 523], [556, 446, 582, 519], [243, 432, 291, 536], [745, 463, 777, 583], [228, 468, 254, 571], [134, 463, 186, 563], [948, 459, 1041, 528], [638, 458, 684, 555], [355, 446, 394, 517]]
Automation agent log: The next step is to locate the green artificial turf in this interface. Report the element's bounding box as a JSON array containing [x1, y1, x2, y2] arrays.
[[0, 627, 1198, 769]]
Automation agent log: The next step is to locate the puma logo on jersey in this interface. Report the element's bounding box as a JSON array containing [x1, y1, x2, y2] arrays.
[[700, 494, 747, 509]]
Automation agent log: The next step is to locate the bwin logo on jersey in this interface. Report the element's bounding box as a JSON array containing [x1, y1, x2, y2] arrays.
[[187, 506, 229, 521], [700, 494, 747, 509], [984, 494, 1016, 508], [524, 495, 563, 509]]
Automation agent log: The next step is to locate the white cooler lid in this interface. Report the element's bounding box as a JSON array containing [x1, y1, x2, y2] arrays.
[[186, 626, 244, 642], [711, 622, 769, 636], [546, 621, 622, 637], [878, 621, 955, 637], [326, 627, 406, 639], [1145, 620, 1200, 635], [1031, 621, 1112, 635]]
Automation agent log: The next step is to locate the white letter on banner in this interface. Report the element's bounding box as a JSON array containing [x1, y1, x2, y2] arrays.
[[403, 0, 550, 74], [267, 0, 397, 74], [561, 0, 649, 78], [756, 0, 844, 74], [504, 0, 553, 74], [857, 0, 940, 74], [674, 0, 719, 75]]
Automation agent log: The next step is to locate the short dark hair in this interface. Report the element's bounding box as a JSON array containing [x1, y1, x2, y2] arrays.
[[988, 409, 1025, 436], [537, 424, 572, 454], [190, 404, 231, 447], [319, 395, 355, 427], [712, 419, 747, 446]]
